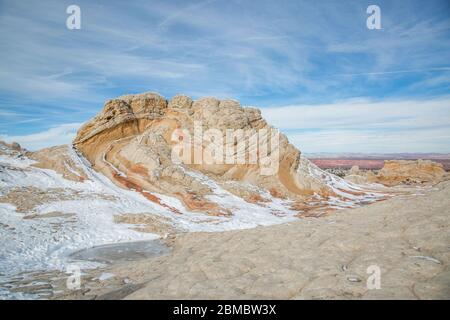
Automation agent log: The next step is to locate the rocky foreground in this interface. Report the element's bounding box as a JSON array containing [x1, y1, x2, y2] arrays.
[[53, 180, 450, 300]]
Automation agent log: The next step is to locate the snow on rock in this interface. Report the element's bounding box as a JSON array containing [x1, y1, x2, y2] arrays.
[[0, 145, 302, 297], [0, 141, 389, 299]]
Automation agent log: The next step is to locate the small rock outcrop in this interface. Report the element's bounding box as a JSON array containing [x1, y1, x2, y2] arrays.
[[29, 145, 88, 182], [0, 141, 23, 154], [345, 160, 447, 186], [377, 160, 446, 185]]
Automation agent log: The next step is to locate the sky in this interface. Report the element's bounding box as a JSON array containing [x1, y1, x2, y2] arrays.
[[0, 0, 449, 152]]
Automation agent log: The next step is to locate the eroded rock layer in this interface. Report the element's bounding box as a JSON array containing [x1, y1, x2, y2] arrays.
[[73, 92, 378, 215]]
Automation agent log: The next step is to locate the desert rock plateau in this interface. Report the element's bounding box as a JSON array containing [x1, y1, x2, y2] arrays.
[[1, 92, 449, 300]]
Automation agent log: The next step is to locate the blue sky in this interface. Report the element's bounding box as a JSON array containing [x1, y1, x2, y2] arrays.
[[0, 0, 449, 152]]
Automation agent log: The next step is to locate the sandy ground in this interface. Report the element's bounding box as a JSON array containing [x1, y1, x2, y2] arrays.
[[52, 181, 450, 300]]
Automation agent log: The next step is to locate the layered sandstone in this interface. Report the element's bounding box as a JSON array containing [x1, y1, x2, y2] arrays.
[[73, 92, 373, 216]]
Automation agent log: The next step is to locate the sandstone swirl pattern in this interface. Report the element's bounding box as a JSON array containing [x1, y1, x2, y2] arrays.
[[73, 92, 379, 217]]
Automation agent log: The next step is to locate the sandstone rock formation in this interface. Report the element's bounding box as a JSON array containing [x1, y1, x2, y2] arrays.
[[29, 146, 88, 182], [73, 92, 370, 216], [377, 160, 447, 185], [0, 140, 23, 155], [345, 165, 378, 185], [345, 160, 447, 186]]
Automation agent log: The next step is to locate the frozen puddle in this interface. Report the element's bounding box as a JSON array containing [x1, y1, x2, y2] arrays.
[[69, 240, 170, 264], [1, 240, 170, 299]]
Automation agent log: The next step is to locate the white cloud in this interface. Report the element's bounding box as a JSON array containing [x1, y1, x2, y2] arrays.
[[288, 128, 450, 154], [261, 97, 450, 130], [260, 97, 450, 153], [0, 123, 82, 151]]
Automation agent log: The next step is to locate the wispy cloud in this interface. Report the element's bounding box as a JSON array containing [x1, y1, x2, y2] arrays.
[[0, 123, 82, 151], [288, 127, 450, 154], [157, 0, 217, 29], [335, 67, 450, 77], [261, 97, 450, 153]]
